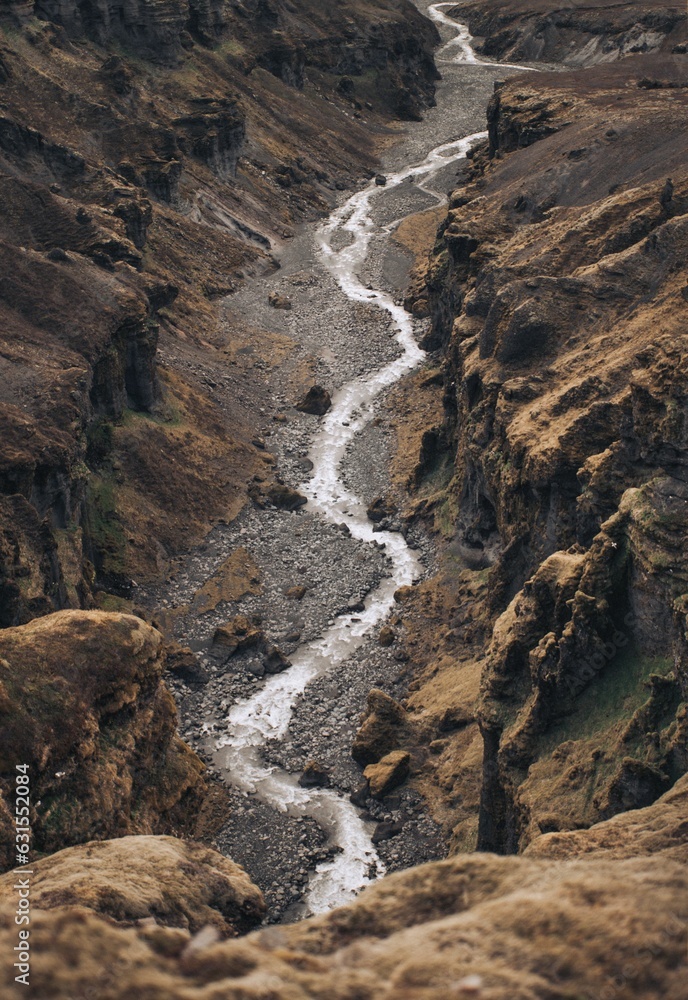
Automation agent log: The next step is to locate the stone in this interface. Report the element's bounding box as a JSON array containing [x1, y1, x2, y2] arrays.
[[378, 624, 395, 647], [375, 174, 387, 186], [165, 641, 209, 686], [296, 385, 332, 415], [285, 585, 307, 600], [364, 750, 411, 798], [367, 496, 398, 523], [437, 705, 474, 733], [262, 644, 291, 674], [268, 292, 292, 310], [372, 820, 404, 844], [350, 783, 369, 808], [210, 616, 263, 661], [298, 762, 331, 788], [352, 688, 410, 766]]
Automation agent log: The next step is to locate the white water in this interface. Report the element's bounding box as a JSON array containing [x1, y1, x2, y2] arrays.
[[214, 7, 527, 918]]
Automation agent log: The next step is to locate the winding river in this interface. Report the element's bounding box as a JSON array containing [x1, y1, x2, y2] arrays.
[[213, 5, 527, 917]]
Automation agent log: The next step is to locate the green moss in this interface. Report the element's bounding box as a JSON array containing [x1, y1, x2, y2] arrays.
[[121, 403, 182, 427], [435, 491, 460, 539], [96, 593, 133, 614], [543, 649, 674, 752], [86, 417, 114, 467], [217, 38, 248, 58], [84, 475, 128, 579]]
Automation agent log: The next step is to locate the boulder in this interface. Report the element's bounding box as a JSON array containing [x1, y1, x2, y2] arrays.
[[367, 495, 398, 523], [298, 762, 331, 788], [372, 820, 404, 844], [352, 688, 409, 766], [364, 750, 411, 798], [164, 641, 209, 686], [210, 616, 263, 661], [250, 482, 308, 511], [262, 644, 291, 674], [378, 624, 395, 647], [268, 292, 292, 310], [296, 385, 332, 415]]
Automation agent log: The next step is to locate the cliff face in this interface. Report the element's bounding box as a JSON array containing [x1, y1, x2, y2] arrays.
[[0, 775, 685, 998], [0, 611, 211, 869], [0, 0, 439, 622], [404, 53, 688, 853], [451, 0, 687, 66]]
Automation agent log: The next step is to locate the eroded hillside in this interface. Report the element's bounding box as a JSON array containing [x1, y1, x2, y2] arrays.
[[0, 0, 439, 622]]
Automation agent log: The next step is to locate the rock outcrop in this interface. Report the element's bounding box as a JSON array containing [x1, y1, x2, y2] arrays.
[[0, 835, 266, 935], [0, 611, 209, 869], [0, 776, 685, 998]]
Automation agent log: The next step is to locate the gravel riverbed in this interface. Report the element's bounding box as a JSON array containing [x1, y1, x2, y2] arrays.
[[141, 6, 525, 922]]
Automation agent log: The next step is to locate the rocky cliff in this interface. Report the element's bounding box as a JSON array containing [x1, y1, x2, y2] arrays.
[[0, 0, 439, 622], [0, 774, 685, 997], [0, 610, 214, 869], [451, 0, 687, 66], [396, 50, 688, 854]]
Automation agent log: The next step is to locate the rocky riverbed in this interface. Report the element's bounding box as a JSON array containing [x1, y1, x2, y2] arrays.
[[139, 3, 530, 922]]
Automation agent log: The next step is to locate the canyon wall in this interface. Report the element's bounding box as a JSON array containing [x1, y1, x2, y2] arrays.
[[398, 48, 688, 853], [451, 0, 687, 66], [0, 0, 439, 625]]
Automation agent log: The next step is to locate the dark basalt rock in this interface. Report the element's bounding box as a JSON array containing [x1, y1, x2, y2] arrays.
[[298, 762, 332, 788], [296, 386, 332, 416]]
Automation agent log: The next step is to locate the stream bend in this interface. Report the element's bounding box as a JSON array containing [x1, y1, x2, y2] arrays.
[[214, 7, 511, 918]]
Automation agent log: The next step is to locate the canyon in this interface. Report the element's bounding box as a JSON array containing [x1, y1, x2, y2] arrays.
[[0, 0, 687, 996]]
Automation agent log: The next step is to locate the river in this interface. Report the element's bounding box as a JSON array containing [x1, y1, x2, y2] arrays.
[[207, 5, 533, 918]]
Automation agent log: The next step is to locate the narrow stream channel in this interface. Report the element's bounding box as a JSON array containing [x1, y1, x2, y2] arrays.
[[213, 5, 529, 918]]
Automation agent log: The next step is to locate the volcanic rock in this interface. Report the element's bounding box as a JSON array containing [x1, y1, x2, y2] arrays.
[[367, 495, 398, 523], [372, 820, 404, 843], [210, 616, 263, 661], [296, 385, 332, 415], [298, 762, 332, 788], [164, 640, 209, 686], [268, 292, 292, 310], [262, 643, 291, 674], [378, 624, 395, 647], [364, 749, 411, 798], [250, 482, 308, 511], [352, 688, 411, 766]]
